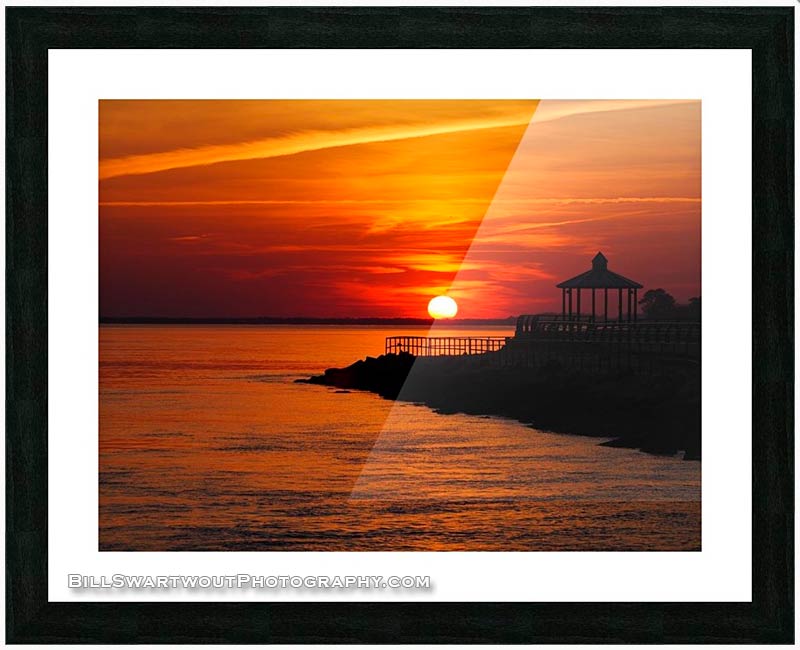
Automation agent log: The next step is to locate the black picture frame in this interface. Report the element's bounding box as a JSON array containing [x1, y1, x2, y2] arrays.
[[6, 6, 793, 644]]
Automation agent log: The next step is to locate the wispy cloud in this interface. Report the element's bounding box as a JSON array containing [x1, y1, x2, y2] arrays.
[[99, 114, 536, 180], [168, 234, 212, 242], [99, 100, 690, 181], [528, 99, 696, 125]]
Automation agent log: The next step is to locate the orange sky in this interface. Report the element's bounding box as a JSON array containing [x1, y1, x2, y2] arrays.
[[99, 100, 700, 318]]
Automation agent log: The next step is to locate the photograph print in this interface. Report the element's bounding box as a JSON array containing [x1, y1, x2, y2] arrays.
[[99, 99, 701, 552]]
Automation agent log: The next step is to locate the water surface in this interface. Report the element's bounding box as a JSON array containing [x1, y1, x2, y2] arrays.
[[100, 325, 700, 551]]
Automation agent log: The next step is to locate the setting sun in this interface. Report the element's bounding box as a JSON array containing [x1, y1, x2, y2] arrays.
[[428, 295, 458, 319]]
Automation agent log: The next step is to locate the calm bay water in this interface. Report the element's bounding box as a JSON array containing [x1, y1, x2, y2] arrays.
[[100, 325, 700, 551]]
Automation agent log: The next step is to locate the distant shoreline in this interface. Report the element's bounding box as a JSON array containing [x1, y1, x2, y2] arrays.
[[99, 316, 518, 326]]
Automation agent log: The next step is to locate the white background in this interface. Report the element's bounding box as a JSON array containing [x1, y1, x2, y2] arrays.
[[48, 48, 751, 603]]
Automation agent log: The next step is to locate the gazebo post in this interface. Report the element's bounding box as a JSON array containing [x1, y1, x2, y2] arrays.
[[591, 288, 596, 322], [604, 288, 608, 322], [576, 288, 581, 319], [625, 289, 628, 322], [627, 289, 632, 322], [561, 288, 566, 320], [568, 288, 572, 319], [617, 288, 623, 322], [633, 288, 638, 322]]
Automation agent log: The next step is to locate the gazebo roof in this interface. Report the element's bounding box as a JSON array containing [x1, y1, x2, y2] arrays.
[[556, 252, 643, 289]]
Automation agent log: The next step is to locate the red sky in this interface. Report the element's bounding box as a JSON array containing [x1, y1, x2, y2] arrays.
[[99, 100, 700, 318]]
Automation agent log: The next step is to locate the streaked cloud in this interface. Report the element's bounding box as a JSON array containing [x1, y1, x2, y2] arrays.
[[99, 112, 537, 180]]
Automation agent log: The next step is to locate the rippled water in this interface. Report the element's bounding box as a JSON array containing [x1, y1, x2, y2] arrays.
[[100, 325, 700, 551]]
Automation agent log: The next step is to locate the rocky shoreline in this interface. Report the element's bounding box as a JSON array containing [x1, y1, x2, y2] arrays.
[[298, 352, 701, 460]]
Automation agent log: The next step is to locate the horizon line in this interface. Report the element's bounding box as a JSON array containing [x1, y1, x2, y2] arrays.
[[99, 315, 523, 323]]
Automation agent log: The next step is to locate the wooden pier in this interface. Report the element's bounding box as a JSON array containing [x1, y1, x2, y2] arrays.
[[384, 316, 699, 376], [385, 336, 508, 357]]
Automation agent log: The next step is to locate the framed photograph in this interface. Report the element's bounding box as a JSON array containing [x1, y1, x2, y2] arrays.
[[6, 4, 793, 644]]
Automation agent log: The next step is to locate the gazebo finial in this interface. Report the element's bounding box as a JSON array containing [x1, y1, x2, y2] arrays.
[[592, 251, 608, 270]]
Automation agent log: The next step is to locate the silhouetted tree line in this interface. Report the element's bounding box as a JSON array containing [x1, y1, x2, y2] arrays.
[[638, 289, 701, 321]]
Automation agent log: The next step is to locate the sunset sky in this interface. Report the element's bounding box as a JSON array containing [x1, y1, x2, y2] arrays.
[[99, 100, 700, 319]]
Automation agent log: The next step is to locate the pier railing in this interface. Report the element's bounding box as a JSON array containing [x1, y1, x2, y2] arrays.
[[516, 315, 700, 344], [385, 336, 508, 357]]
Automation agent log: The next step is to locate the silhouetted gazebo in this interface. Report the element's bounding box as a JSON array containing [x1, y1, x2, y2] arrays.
[[556, 252, 643, 322]]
